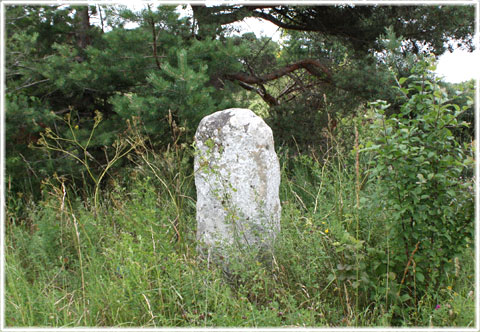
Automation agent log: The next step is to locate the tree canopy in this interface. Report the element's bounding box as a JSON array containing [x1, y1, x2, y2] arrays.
[[192, 5, 475, 54]]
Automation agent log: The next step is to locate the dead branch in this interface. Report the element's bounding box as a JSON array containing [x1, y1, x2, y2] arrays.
[[225, 58, 332, 85]]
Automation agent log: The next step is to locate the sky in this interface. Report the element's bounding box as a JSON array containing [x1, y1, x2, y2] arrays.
[[436, 49, 479, 83]]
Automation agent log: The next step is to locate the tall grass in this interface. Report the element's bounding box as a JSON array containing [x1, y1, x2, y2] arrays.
[[5, 118, 475, 327]]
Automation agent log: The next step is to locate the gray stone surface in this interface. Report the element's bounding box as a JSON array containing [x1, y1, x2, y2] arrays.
[[194, 108, 281, 260]]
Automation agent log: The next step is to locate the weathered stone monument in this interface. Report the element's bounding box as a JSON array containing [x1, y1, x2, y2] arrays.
[[194, 108, 281, 262]]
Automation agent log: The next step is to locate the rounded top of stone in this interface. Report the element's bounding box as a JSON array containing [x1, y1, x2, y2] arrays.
[[201, 108, 255, 125], [214, 108, 254, 115], [195, 108, 269, 141]]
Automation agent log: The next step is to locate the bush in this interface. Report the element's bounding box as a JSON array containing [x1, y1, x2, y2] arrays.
[[366, 57, 474, 301]]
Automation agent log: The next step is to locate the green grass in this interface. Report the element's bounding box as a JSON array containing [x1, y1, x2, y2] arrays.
[[5, 145, 475, 327]]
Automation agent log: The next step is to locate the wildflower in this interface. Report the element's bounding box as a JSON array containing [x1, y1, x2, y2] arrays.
[[435, 304, 441, 310], [322, 221, 326, 224], [74, 125, 79, 130], [325, 229, 329, 234], [454, 257, 460, 277], [447, 286, 452, 291]]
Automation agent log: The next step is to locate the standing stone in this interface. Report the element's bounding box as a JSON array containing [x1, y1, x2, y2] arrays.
[[194, 108, 281, 261]]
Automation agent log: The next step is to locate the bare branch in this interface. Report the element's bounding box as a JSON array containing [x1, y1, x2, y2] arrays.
[[226, 58, 332, 85], [236, 81, 279, 106], [10, 79, 50, 92]]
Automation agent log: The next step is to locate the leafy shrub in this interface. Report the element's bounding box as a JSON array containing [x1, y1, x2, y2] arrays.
[[366, 57, 474, 301]]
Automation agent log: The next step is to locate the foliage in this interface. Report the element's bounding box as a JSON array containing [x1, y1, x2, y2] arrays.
[[193, 5, 475, 55], [442, 79, 475, 144], [5, 5, 254, 195], [5, 125, 475, 327], [188, 4, 475, 152], [35, 111, 138, 211], [5, 4, 476, 195], [4, 4, 476, 328], [366, 57, 474, 303]]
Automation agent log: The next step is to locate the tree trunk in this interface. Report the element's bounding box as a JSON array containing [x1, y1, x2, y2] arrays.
[[76, 6, 91, 50]]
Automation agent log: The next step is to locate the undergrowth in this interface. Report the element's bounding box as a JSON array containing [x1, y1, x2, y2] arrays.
[[5, 64, 475, 327], [5, 137, 474, 327]]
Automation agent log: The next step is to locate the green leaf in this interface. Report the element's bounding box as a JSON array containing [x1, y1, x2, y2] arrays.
[[416, 173, 426, 183], [398, 77, 408, 85], [416, 272, 425, 283], [400, 293, 412, 302]]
